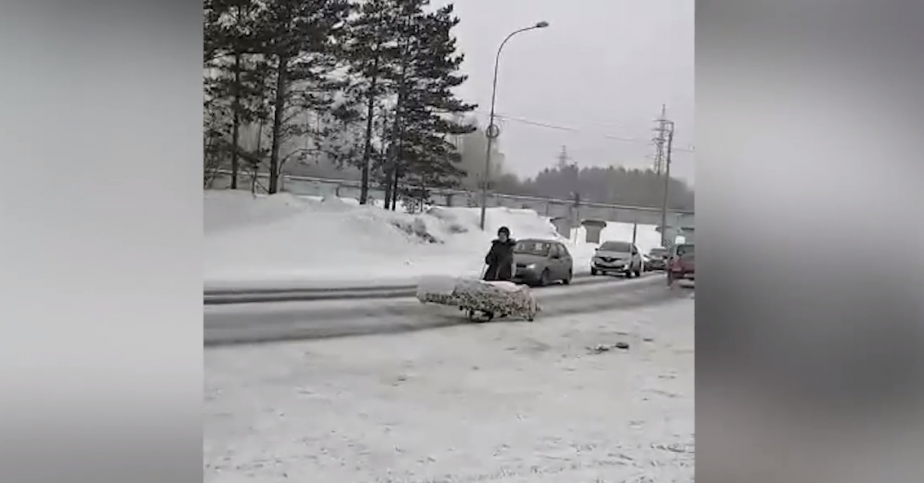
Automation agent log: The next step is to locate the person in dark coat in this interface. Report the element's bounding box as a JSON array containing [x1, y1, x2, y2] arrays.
[[483, 226, 517, 281]]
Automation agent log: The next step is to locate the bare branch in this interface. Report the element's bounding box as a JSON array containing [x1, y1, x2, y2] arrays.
[[279, 148, 311, 169]]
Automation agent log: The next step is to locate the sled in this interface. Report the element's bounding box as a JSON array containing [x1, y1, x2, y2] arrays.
[[416, 275, 540, 322]]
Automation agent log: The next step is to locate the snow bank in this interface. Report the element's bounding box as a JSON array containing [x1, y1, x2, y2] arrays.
[[427, 206, 562, 240], [205, 191, 312, 234], [570, 221, 665, 260], [204, 190, 663, 290], [206, 191, 487, 289]]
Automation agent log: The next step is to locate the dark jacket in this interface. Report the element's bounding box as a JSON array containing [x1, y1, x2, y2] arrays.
[[484, 238, 517, 281]]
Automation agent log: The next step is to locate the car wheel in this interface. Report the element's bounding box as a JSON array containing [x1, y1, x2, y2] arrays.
[[563, 269, 572, 285], [539, 269, 550, 286], [590, 268, 598, 276]]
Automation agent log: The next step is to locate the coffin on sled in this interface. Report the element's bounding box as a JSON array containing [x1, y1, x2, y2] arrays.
[[415, 275, 539, 322]]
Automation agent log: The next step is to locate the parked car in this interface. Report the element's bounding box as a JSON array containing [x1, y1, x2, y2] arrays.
[[645, 247, 669, 271], [591, 240, 643, 278], [666, 243, 695, 285], [512, 238, 573, 286]]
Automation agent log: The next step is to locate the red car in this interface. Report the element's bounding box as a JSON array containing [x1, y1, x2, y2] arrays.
[[666, 243, 694, 285]]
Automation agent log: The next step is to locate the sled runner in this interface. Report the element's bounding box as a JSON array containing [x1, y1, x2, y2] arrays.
[[416, 275, 539, 322]]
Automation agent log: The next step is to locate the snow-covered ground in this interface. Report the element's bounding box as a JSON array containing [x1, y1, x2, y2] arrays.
[[204, 190, 663, 290], [204, 297, 694, 482]]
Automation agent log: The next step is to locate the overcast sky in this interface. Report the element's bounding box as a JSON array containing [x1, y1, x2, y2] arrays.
[[435, 0, 694, 184]]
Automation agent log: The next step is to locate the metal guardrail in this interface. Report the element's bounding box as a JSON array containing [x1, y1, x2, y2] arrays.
[[209, 169, 696, 217], [204, 285, 419, 305]]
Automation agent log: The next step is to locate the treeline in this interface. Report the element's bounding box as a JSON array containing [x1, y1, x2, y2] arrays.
[[452, 131, 695, 210], [503, 164, 695, 211], [269, 123, 697, 211], [203, 0, 475, 208]]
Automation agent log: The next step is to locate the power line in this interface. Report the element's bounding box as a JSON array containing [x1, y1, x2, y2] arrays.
[[434, 106, 695, 153], [472, 109, 695, 154]]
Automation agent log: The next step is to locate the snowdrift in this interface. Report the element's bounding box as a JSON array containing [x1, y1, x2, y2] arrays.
[[204, 190, 662, 290]]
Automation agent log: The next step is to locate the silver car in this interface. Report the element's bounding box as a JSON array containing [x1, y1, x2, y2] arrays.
[[591, 240, 643, 278], [512, 239, 574, 286]]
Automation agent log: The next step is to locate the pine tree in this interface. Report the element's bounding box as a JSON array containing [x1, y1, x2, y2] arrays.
[[385, 1, 475, 209], [340, 0, 403, 204], [204, 0, 232, 185], [256, 0, 352, 194], [203, 0, 477, 200], [203, 0, 267, 188]]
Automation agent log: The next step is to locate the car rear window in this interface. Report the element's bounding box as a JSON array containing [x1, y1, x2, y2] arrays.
[[675, 244, 694, 256], [650, 248, 667, 257], [600, 241, 631, 252], [515, 240, 552, 255]]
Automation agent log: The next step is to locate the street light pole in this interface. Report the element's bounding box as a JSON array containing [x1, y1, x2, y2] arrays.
[[479, 21, 550, 230]]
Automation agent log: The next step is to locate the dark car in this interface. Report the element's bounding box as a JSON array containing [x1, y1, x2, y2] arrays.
[[512, 239, 574, 286], [645, 247, 669, 271], [666, 243, 694, 285]]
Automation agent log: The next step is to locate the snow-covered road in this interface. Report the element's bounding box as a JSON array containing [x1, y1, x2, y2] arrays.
[[205, 274, 688, 346], [205, 296, 694, 482]]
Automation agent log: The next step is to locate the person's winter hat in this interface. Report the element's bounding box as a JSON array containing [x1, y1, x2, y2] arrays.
[[497, 226, 510, 237]]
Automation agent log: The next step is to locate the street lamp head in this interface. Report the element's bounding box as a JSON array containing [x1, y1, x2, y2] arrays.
[[535, 21, 550, 28]]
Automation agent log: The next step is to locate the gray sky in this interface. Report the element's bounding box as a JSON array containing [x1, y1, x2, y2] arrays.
[[437, 0, 694, 184]]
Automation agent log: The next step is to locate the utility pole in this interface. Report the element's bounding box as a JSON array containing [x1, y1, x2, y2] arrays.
[[650, 104, 675, 247], [652, 104, 669, 174], [557, 145, 570, 169], [659, 122, 675, 247]]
